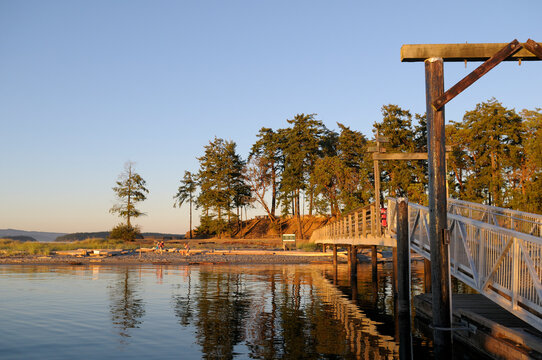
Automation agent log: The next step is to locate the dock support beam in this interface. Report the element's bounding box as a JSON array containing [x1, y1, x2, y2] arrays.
[[371, 245, 378, 280], [333, 245, 338, 267], [397, 198, 413, 360], [349, 245, 357, 278], [424, 258, 432, 293], [426, 57, 452, 358]]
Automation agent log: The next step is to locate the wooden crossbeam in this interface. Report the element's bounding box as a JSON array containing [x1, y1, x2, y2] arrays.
[[524, 39, 542, 60], [373, 152, 450, 160], [401, 41, 542, 62], [373, 153, 428, 160], [432, 40, 523, 110]]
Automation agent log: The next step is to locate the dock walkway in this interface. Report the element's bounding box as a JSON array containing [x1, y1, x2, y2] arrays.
[[415, 293, 542, 359]]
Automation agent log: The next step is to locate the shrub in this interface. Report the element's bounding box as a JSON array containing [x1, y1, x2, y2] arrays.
[[108, 224, 142, 242]]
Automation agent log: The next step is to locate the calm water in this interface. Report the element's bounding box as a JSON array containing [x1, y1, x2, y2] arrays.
[[0, 262, 439, 359]]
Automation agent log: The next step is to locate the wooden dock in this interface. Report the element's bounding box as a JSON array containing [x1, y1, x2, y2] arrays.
[[414, 293, 542, 359]]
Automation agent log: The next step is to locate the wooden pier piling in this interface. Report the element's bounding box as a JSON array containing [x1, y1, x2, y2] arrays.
[[397, 198, 413, 360], [426, 56, 452, 358]]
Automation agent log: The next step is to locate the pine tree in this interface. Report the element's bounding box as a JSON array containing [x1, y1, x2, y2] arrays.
[[109, 161, 149, 228], [196, 138, 250, 236], [373, 105, 419, 200], [174, 171, 197, 239], [459, 98, 523, 207]]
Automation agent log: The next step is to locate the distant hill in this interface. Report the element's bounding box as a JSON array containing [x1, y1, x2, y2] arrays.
[[0, 229, 66, 242], [56, 231, 185, 242], [0, 235, 38, 242], [55, 232, 110, 242]]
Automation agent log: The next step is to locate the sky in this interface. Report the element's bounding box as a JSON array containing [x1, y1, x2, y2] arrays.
[[1, 0, 541, 234]]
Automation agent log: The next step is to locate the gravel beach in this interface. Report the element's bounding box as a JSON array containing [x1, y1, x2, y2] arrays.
[[0, 249, 346, 266]]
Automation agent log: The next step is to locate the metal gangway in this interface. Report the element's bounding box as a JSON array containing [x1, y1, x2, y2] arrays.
[[386, 198, 542, 333]]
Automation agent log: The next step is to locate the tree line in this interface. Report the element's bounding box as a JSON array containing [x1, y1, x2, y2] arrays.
[[110, 98, 542, 239]]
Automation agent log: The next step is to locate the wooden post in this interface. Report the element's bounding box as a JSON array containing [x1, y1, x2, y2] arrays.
[[370, 205, 375, 236], [362, 208, 367, 237], [355, 211, 359, 239], [426, 56, 452, 357], [371, 245, 378, 280], [347, 245, 352, 270], [350, 245, 357, 278], [424, 258, 432, 293], [397, 198, 413, 360], [392, 247, 398, 296], [374, 143, 382, 237], [333, 244, 338, 267]]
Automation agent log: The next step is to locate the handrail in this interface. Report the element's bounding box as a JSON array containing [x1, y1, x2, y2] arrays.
[[448, 198, 542, 238], [310, 204, 380, 243], [388, 197, 542, 333]]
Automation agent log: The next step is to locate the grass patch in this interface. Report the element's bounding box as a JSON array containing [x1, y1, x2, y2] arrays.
[[0, 238, 139, 256], [297, 242, 319, 252]]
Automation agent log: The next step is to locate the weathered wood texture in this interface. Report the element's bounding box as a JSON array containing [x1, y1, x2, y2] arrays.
[[425, 57, 453, 357], [373, 152, 450, 161], [432, 40, 523, 110], [401, 41, 542, 62], [423, 258, 431, 293], [373, 152, 428, 160], [524, 39, 542, 60]]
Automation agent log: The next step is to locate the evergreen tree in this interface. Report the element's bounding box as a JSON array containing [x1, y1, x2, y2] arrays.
[[458, 98, 523, 206], [174, 171, 197, 239], [279, 114, 333, 238], [336, 123, 372, 210], [507, 108, 542, 213], [373, 105, 421, 200], [109, 161, 149, 228], [196, 138, 250, 236]]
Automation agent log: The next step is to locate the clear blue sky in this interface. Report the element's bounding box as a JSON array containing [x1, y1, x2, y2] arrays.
[[1, 0, 540, 234]]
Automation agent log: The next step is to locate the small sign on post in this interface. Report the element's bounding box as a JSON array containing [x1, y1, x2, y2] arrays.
[[282, 234, 296, 251]]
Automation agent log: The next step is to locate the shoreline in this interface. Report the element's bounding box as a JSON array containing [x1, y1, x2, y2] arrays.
[[0, 248, 402, 266]]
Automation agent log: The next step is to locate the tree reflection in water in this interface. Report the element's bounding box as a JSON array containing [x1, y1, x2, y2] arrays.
[[194, 272, 251, 359], [172, 267, 194, 327], [172, 268, 358, 359], [109, 268, 145, 340]]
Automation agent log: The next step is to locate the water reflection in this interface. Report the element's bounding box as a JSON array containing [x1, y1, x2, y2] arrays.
[[0, 264, 444, 359], [108, 268, 146, 339], [172, 267, 194, 326]]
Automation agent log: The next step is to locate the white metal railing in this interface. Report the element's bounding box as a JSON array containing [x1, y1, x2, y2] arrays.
[[310, 204, 379, 243], [448, 198, 542, 238], [388, 198, 542, 333]]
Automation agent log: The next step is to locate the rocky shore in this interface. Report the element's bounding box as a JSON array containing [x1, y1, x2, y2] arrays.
[[0, 249, 345, 266]]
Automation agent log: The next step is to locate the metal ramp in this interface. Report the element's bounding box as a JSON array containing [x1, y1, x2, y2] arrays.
[[387, 198, 542, 333]]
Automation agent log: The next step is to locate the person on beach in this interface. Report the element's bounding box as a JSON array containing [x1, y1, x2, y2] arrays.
[[184, 242, 190, 255], [159, 241, 164, 253]]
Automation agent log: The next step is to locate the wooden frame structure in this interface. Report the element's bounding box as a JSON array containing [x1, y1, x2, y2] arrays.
[[401, 39, 542, 358]]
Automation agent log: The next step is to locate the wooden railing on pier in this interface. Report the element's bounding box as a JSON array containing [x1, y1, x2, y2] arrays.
[[387, 198, 542, 333], [310, 204, 395, 247]]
